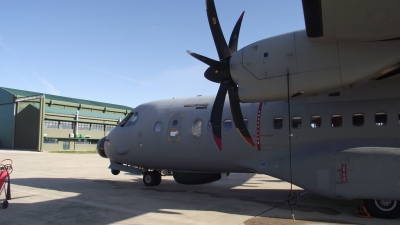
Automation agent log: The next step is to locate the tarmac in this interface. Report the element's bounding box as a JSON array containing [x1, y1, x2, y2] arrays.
[[0, 150, 399, 225]]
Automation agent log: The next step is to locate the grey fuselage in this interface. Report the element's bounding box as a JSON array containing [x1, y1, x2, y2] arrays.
[[105, 76, 400, 201]]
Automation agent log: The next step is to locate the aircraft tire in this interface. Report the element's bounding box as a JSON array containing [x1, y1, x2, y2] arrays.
[[2, 200, 8, 209], [143, 171, 161, 186], [160, 169, 167, 176], [364, 199, 400, 219], [152, 171, 162, 186], [111, 169, 120, 175]]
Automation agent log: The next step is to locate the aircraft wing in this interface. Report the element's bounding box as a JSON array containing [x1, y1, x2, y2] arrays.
[[302, 0, 400, 42]]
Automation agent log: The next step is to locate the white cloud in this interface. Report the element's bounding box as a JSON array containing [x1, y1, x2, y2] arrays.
[[31, 71, 60, 95], [40, 77, 60, 95], [80, 64, 155, 87]]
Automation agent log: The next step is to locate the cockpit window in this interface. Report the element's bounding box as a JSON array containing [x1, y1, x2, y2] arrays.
[[119, 112, 133, 127], [125, 112, 138, 127], [119, 112, 138, 127]]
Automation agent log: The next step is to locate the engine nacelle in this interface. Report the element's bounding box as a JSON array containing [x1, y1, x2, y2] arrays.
[[230, 30, 400, 102], [173, 171, 222, 185]]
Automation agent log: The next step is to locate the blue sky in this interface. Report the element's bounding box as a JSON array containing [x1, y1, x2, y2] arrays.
[[0, 0, 305, 108]]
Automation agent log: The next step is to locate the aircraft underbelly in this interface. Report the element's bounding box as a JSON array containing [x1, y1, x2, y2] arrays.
[[335, 147, 400, 200]]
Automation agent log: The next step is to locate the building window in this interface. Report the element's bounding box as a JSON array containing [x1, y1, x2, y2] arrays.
[[331, 114, 342, 127], [44, 120, 59, 129], [63, 141, 70, 150], [352, 113, 364, 127], [154, 122, 162, 132], [105, 125, 116, 132], [76, 139, 89, 144], [292, 117, 302, 129], [192, 119, 202, 137], [44, 138, 58, 144], [78, 123, 90, 131], [375, 112, 387, 126], [91, 124, 104, 131], [274, 117, 283, 129], [59, 121, 74, 130], [223, 119, 232, 131], [310, 115, 321, 128]]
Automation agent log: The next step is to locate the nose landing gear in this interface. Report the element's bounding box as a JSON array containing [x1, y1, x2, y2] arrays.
[[143, 170, 161, 186]]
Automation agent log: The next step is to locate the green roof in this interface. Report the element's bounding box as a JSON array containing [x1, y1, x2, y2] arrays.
[[1, 87, 132, 110], [46, 106, 123, 120]]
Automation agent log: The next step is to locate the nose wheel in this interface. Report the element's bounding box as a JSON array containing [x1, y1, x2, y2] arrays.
[[143, 171, 161, 186]]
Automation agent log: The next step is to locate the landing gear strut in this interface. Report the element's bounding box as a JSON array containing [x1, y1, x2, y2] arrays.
[[364, 199, 400, 219], [143, 170, 161, 186]]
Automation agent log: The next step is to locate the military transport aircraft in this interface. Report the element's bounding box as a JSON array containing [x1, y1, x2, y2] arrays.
[[97, 0, 400, 219]]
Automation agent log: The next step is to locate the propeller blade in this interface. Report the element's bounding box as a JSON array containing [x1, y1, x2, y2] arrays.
[[204, 66, 224, 83], [206, 0, 231, 60], [228, 11, 245, 53], [187, 50, 226, 70], [210, 80, 229, 150], [227, 81, 255, 147]]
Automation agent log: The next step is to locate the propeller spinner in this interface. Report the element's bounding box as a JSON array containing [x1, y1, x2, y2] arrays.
[[187, 0, 255, 150]]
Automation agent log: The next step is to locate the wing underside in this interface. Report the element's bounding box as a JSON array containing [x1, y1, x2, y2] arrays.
[[302, 0, 400, 42]]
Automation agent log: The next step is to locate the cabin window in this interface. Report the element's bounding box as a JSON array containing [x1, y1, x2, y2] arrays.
[[274, 117, 283, 129], [207, 121, 211, 131], [331, 114, 342, 127], [375, 112, 387, 126], [223, 119, 232, 131], [310, 115, 321, 128], [352, 113, 364, 127], [154, 122, 162, 132], [244, 119, 249, 128], [292, 117, 302, 129], [192, 119, 202, 137]]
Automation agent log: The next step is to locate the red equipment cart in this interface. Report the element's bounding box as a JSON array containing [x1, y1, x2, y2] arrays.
[[0, 159, 12, 209]]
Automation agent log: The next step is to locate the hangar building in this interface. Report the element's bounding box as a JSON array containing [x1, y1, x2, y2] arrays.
[[0, 87, 132, 151]]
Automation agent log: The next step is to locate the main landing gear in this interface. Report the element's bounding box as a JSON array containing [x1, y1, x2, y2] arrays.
[[142, 170, 161, 186], [364, 199, 400, 219]]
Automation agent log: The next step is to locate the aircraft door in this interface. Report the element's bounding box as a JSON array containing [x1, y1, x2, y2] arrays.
[[167, 113, 184, 142]]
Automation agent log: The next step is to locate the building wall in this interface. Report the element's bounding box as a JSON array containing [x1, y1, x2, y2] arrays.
[[14, 105, 40, 149], [1, 87, 129, 151], [0, 90, 15, 149]]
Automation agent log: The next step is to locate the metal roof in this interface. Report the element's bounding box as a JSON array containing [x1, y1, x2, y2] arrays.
[[1, 87, 132, 110], [27, 105, 124, 120], [46, 106, 123, 120]]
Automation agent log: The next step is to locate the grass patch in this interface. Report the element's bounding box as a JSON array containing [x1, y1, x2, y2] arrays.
[[47, 150, 97, 154]]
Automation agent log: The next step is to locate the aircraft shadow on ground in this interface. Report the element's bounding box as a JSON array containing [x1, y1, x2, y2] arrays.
[[7, 177, 362, 224]]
